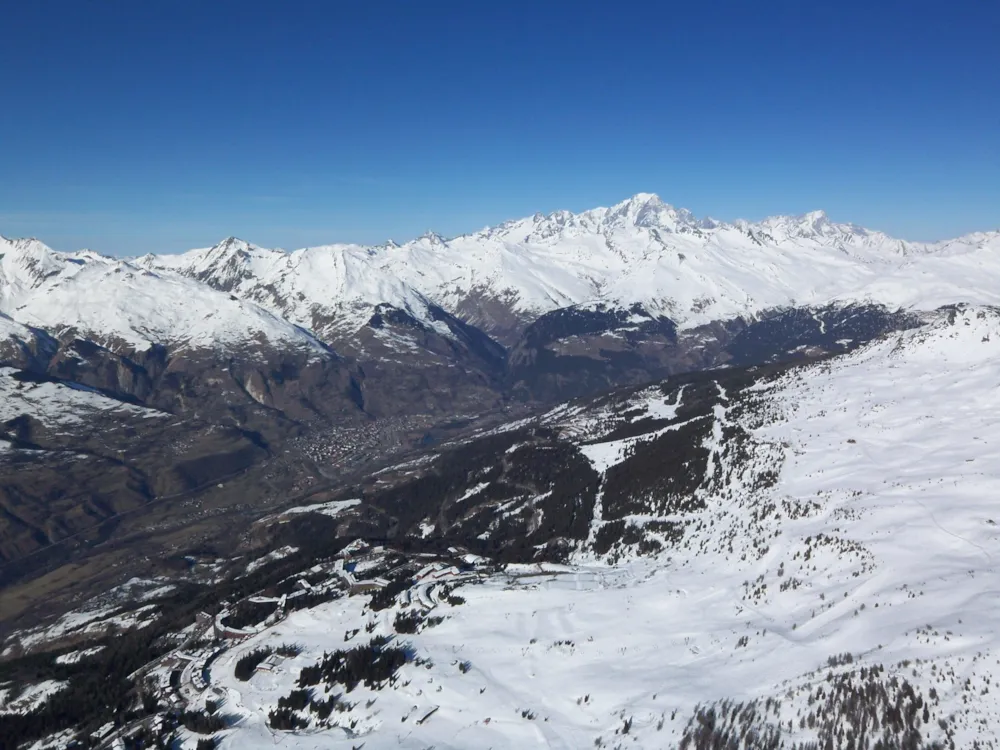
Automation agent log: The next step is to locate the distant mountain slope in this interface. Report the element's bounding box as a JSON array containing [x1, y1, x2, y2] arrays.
[[139, 237, 452, 347], [0, 235, 372, 435], [6, 195, 1000, 370], [8, 196, 1000, 359], [0, 236, 330, 356], [0, 367, 270, 566]]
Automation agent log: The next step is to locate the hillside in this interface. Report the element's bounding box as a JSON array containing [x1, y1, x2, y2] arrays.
[[4, 305, 1000, 748]]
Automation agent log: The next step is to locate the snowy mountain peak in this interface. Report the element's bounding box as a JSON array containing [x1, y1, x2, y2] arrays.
[[600, 193, 704, 235], [416, 230, 447, 246], [0, 235, 58, 259], [0, 235, 85, 290], [491, 193, 699, 242], [749, 209, 903, 252], [215, 235, 244, 249], [628, 191, 661, 204], [208, 236, 263, 257], [612, 191, 666, 213], [606, 191, 662, 217], [0, 235, 333, 355], [10, 193, 1000, 359], [800, 208, 828, 223]]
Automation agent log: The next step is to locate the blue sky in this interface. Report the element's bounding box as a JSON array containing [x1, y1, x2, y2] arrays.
[[1, 1, 998, 254]]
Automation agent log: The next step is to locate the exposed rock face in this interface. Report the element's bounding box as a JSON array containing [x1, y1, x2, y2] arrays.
[[0, 318, 57, 372]]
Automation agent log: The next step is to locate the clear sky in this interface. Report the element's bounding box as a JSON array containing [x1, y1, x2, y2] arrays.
[[1, 1, 998, 254]]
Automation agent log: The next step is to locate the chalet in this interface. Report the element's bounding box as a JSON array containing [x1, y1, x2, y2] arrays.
[[255, 653, 283, 675], [349, 577, 389, 594]]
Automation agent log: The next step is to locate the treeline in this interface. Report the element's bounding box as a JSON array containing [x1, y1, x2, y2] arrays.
[[678, 665, 952, 750], [363, 425, 600, 564], [234, 647, 274, 681], [297, 636, 409, 693], [0, 622, 181, 748], [178, 709, 226, 734], [219, 599, 277, 630], [267, 706, 308, 731], [267, 687, 344, 730], [393, 611, 422, 634]]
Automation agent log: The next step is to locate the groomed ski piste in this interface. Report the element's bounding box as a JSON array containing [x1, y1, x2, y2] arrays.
[[119, 304, 1000, 750]]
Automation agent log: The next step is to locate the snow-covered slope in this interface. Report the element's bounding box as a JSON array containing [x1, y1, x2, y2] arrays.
[[197, 307, 1000, 748], [362, 197, 1000, 335], [0, 367, 167, 434], [137, 195, 1000, 346], [7, 196, 1000, 356], [12, 306, 1000, 748], [0, 235, 330, 355], [6, 196, 1000, 358]]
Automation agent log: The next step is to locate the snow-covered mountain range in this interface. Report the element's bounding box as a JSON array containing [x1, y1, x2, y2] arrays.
[[4, 194, 997, 360], [135, 193, 1000, 346], [6, 196, 1000, 749]]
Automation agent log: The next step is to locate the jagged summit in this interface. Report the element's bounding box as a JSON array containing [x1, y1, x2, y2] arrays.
[[415, 230, 447, 245], [0, 234, 331, 355], [460, 194, 874, 245], [203, 236, 272, 259], [601, 193, 694, 231], [213, 235, 250, 251], [801, 208, 828, 222]]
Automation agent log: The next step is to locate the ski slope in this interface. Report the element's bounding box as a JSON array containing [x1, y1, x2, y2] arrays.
[[179, 306, 1000, 749]]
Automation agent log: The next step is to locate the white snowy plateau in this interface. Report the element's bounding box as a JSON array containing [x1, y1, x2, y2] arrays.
[[2, 193, 999, 353]]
